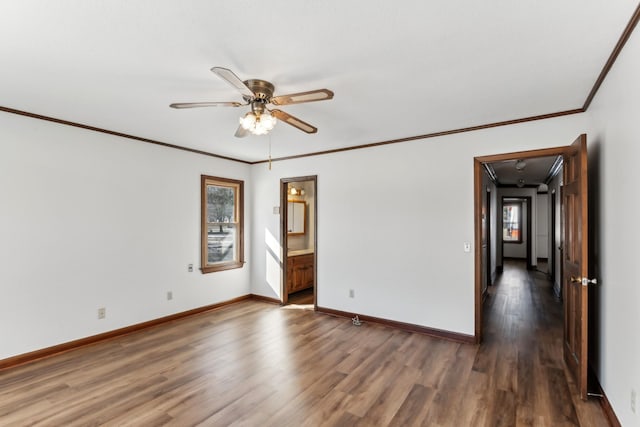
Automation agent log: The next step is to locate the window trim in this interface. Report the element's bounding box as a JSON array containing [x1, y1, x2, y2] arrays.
[[502, 201, 523, 244], [201, 175, 244, 273]]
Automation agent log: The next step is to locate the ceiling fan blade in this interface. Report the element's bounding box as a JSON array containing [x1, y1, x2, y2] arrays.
[[170, 102, 243, 109], [271, 109, 317, 134], [271, 89, 334, 106], [211, 67, 255, 99], [234, 124, 249, 138]]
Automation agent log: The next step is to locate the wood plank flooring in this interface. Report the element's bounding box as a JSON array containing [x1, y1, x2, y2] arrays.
[[287, 288, 314, 305], [0, 260, 611, 426]]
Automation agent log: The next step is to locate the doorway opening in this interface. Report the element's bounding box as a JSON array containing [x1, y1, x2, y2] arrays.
[[280, 175, 317, 309], [474, 146, 567, 342]]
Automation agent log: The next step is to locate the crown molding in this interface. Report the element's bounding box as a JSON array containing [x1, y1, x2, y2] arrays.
[[0, 105, 251, 165], [3, 3, 639, 165]]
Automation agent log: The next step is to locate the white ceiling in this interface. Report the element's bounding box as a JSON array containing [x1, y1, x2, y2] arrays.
[[489, 156, 559, 187], [1, 1, 638, 163]]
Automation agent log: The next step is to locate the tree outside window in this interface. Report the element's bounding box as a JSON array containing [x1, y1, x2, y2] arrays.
[[201, 175, 244, 273]]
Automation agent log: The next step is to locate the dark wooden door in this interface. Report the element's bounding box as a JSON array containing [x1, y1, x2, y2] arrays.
[[486, 190, 491, 288], [481, 191, 488, 294], [550, 191, 556, 285], [562, 134, 590, 400]]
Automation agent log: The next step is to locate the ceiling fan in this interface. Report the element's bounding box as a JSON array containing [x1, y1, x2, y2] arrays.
[[170, 67, 334, 137]]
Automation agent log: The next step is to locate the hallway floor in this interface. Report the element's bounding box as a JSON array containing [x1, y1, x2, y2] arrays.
[[480, 259, 609, 426]]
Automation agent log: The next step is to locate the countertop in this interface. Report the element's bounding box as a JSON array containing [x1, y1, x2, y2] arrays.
[[287, 248, 314, 257]]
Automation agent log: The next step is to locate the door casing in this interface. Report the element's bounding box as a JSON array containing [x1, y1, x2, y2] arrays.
[[474, 145, 568, 342], [473, 138, 590, 399]]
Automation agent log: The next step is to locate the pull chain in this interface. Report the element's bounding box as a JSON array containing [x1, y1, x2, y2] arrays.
[[268, 134, 272, 170]]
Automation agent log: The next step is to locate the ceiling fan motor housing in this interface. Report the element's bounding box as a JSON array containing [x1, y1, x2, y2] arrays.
[[243, 79, 275, 101], [244, 79, 275, 116]]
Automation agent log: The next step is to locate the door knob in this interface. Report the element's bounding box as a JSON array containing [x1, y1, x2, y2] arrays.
[[570, 276, 598, 286]]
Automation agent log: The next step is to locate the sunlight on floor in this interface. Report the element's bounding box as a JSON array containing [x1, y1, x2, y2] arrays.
[[282, 303, 315, 311]]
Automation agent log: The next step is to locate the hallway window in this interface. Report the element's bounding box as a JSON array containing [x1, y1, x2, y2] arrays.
[[503, 203, 522, 242], [201, 175, 244, 273]]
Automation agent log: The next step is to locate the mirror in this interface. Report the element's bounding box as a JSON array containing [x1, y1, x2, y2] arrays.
[[287, 201, 306, 235]]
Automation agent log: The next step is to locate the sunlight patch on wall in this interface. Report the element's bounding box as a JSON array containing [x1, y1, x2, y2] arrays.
[[265, 227, 282, 262], [265, 228, 282, 296]]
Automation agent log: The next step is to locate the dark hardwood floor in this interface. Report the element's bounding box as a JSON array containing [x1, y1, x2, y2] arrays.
[[287, 287, 314, 305], [0, 260, 610, 426]]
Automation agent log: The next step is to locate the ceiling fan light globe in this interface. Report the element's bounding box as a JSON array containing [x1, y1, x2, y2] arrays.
[[260, 112, 277, 131], [239, 112, 256, 130], [253, 125, 268, 135]]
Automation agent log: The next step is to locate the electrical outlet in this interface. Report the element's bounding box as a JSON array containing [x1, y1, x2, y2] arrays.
[[349, 289, 355, 298], [97, 307, 106, 319], [632, 389, 637, 414], [188, 263, 193, 272], [167, 291, 173, 301]]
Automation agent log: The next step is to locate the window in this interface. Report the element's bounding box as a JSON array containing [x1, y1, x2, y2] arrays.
[[201, 175, 244, 273], [503, 202, 522, 243]]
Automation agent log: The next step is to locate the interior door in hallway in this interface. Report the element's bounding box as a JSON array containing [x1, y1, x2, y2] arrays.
[[562, 134, 590, 400]]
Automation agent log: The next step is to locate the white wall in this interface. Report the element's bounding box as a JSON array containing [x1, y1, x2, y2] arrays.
[[588, 21, 640, 426], [0, 112, 252, 360], [536, 193, 549, 259], [250, 113, 592, 336]]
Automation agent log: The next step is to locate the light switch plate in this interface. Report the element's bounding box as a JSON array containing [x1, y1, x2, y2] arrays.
[[464, 242, 471, 252]]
